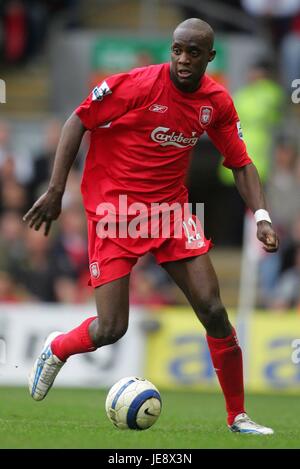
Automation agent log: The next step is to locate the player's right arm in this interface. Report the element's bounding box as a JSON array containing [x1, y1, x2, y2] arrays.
[[23, 112, 86, 236]]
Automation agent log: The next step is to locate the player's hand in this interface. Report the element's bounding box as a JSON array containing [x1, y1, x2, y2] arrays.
[[256, 221, 279, 253], [23, 189, 63, 236]]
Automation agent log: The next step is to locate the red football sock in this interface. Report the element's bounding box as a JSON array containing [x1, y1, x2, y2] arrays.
[[51, 316, 98, 362], [206, 328, 245, 426]]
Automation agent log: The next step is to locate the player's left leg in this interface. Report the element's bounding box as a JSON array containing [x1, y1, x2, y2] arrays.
[[161, 254, 273, 435]]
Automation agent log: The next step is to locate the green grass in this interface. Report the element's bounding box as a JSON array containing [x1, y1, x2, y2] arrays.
[[0, 387, 299, 449]]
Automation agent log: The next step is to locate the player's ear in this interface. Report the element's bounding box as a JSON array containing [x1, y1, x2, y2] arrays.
[[208, 50, 216, 62]]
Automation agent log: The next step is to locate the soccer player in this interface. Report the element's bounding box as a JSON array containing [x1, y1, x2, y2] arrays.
[[24, 18, 279, 434]]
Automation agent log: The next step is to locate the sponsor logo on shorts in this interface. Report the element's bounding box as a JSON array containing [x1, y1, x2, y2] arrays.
[[90, 261, 100, 278], [92, 81, 112, 101], [150, 127, 198, 148], [149, 104, 168, 113], [199, 106, 213, 126]]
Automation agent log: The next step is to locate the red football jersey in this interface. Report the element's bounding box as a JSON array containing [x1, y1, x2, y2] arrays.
[[76, 63, 252, 219]]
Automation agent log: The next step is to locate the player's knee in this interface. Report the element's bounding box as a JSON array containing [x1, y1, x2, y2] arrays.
[[197, 294, 223, 317], [196, 297, 229, 332], [206, 301, 227, 327]]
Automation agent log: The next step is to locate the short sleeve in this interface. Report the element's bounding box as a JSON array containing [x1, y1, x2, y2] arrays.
[[206, 93, 252, 169], [75, 72, 137, 131]]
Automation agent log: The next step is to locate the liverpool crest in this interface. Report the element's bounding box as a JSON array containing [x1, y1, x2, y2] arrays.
[[90, 261, 100, 278], [199, 106, 213, 126]]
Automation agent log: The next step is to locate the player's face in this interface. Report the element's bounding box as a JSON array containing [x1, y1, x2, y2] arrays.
[[170, 29, 216, 92]]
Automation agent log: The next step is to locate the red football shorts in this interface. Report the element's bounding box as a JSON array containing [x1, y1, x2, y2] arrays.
[[87, 209, 212, 287]]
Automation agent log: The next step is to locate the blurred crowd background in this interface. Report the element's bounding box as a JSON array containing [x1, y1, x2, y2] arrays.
[[0, 0, 300, 311]]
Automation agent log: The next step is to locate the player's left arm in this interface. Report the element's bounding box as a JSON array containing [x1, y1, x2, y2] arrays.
[[232, 162, 279, 252], [206, 92, 278, 253]]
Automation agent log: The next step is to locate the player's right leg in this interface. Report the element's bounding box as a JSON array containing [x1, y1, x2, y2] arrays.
[[29, 274, 131, 400]]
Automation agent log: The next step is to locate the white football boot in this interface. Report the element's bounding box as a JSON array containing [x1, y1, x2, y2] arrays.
[[28, 331, 65, 401], [229, 413, 274, 435]]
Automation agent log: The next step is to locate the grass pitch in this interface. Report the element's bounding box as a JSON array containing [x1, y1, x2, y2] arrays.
[[0, 387, 299, 449]]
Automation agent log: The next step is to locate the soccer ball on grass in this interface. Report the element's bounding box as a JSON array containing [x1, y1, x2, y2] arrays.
[[105, 376, 162, 430]]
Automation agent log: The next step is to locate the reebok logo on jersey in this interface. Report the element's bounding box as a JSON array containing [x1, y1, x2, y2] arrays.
[[92, 81, 112, 101], [151, 127, 198, 148], [149, 104, 168, 113]]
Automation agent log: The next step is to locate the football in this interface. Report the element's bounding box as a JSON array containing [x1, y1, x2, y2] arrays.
[[105, 376, 162, 430]]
